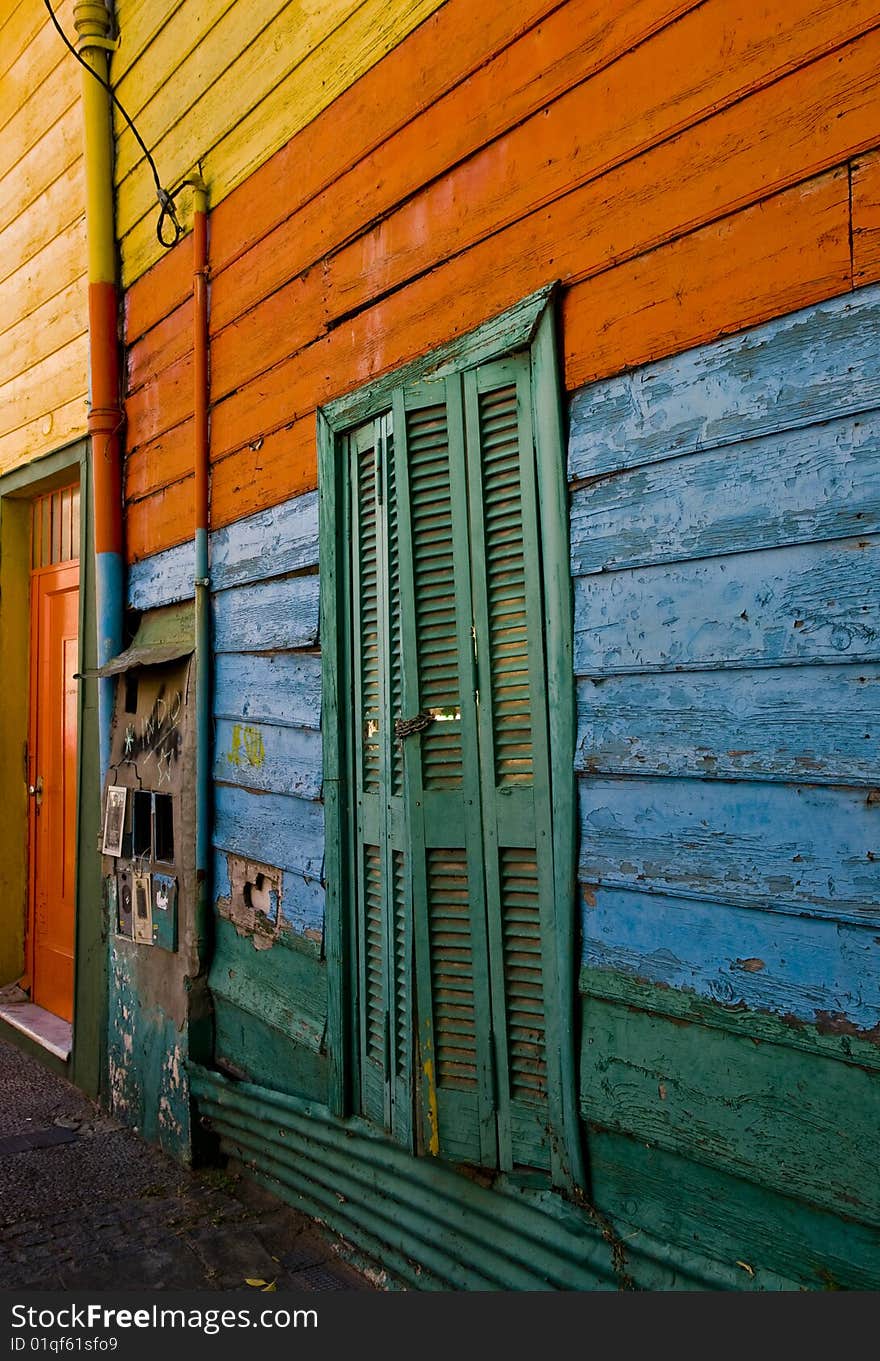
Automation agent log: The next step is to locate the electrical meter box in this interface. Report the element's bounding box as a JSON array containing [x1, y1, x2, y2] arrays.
[[98, 605, 195, 954]]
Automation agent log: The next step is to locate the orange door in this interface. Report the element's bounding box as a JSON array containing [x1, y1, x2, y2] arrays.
[[28, 559, 79, 1022]]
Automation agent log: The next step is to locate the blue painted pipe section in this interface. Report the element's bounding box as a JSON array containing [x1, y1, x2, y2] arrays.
[[194, 525, 211, 962], [95, 548, 123, 782]]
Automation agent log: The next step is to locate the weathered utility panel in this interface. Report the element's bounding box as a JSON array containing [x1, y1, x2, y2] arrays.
[[99, 604, 208, 1157]]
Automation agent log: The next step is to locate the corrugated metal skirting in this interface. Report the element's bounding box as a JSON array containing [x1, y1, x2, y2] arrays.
[[190, 1065, 799, 1291]]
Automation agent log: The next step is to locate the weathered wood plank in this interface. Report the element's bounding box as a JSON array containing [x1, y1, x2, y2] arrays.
[[213, 848, 324, 939], [319, 14, 879, 358], [0, 40, 74, 185], [574, 536, 880, 675], [128, 539, 194, 609], [853, 151, 880, 288], [570, 410, 880, 575], [126, 419, 318, 561], [125, 420, 193, 510], [577, 777, 880, 924], [569, 283, 880, 481], [0, 87, 81, 228], [144, 7, 874, 453], [0, 335, 88, 441], [127, 487, 318, 610], [122, 0, 563, 338], [117, 0, 447, 287], [129, 175, 850, 562], [588, 1130, 880, 1291], [213, 573, 319, 653], [214, 718, 322, 801], [0, 277, 87, 390], [0, 157, 84, 288], [580, 884, 880, 1033], [213, 783, 324, 881], [0, 220, 87, 340], [562, 170, 851, 391], [208, 171, 849, 471], [208, 916, 326, 1053], [0, 396, 86, 480], [209, 416, 317, 536], [214, 651, 321, 731], [0, 0, 60, 82], [582, 963, 880, 1073], [112, 0, 252, 151], [209, 0, 700, 333], [575, 665, 880, 786], [210, 490, 318, 590], [213, 999, 328, 1101], [132, 0, 876, 450], [125, 297, 193, 402], [127, 476, 193, 565], [580, 996, 880, 1225]]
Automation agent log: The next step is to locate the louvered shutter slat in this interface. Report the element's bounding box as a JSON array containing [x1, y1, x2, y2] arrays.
[[464, 358, 560, 1172], [394, 381, 498, 1168]]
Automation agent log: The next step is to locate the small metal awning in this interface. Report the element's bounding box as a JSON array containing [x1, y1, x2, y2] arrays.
[[77, 600, 194, 678]]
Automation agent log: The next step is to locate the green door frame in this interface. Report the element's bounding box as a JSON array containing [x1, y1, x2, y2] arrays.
[[0, 439, 106, 1097], [317, 285, 585, 1190]]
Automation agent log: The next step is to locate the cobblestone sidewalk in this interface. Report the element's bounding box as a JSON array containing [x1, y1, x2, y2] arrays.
[[0, 1035, 375, 1291]]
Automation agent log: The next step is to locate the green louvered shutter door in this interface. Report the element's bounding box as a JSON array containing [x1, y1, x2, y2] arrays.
[[463, 356, 562, 1172], [349, 415, 413, 1146], [393, 380, 498, 1167]]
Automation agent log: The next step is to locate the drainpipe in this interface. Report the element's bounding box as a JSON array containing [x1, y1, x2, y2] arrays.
[[187, 175, 213, 1004], [74, 1, 123, 780]]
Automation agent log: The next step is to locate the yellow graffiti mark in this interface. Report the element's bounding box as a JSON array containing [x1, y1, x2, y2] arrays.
[[226, 723, 265, 768], [242, 725, 265, 767]]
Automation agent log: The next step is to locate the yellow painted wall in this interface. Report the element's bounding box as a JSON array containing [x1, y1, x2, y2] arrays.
[[0, 0, 88, 475], [112, 0, 448, 287]]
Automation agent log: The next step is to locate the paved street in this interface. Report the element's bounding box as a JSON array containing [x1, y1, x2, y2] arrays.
[[0, 1035, 374, 1291]]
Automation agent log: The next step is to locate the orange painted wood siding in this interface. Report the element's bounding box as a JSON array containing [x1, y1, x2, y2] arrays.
[[122, 0, 880, 563]]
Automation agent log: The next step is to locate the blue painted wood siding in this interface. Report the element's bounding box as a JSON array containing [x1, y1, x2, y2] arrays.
[[570, 283, 880, 1035], [128, 494, 324, 947]]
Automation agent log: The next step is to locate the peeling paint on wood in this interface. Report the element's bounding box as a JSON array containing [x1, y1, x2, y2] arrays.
[[574, 536, 879, 675], [213, 850, 324, 939], [576, 665, 880, 786], [569, 283, 880, 480], [577, 777, 879, 925], [580, 995, 880, 1226], [216, 854, 284, 950], [214, 719, 322, 800], [207, 917, 327, 1055], [128, 539, 195, 609], [209, 491, 318, 589], [213, 784, 324, 882], [215, 652, 322, 731], [571, 410, 880, 576], [581, 885, 880, 1034], [588, 1128, 880, 1291], [213, 574, 319, 653]]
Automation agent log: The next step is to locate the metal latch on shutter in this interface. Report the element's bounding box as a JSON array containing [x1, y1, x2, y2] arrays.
[[394, 708, 461, 742]]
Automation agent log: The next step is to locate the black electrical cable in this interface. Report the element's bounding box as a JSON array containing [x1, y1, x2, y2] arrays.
[[43, 0, 184, 248]]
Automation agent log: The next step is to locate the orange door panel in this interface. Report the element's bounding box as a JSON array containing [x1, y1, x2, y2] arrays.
[[28, 561, 79, 1022]]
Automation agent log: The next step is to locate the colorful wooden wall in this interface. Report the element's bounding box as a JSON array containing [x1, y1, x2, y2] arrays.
[[571, 284, 880, 1288], [111, 0, 448, 286], [120, 0, 880, 1287], [0, 0, 88, 476], [123, 0, 880, 566]]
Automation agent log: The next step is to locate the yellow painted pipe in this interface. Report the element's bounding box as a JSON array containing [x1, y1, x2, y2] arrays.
[[74, 2, 116, 287]]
